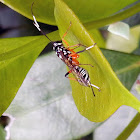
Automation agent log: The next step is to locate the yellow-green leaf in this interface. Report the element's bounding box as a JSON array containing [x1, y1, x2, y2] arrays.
[[54, 0, 140, 122], [0, 0, 138, 25], [0, 31, 60, 116]]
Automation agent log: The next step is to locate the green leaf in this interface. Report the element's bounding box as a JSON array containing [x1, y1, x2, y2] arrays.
[[88, 29, 106, 49], [54, 0, 140, 122], [85, 3, 140, 30], [116, 112, 140, 140], [0, 31, 60, 116], [5, 49, 140, 139], [0, 0, 138, 25], [5, 48, 139, 139], [6, 52, 100, 140], [102, 49, 140, 90], [0, 125, 6, 140]]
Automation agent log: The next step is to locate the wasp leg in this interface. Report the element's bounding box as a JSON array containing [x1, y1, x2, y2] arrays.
[[65, 70, 77, 81], [67, 44, 87, 49], [68, 53, 93, 67], [89, 82, 100, 97], [76, 43, 96, 54], [79, 63, 94, 67], [90, 83, 100, 91], [68, 43, 96, 57], [90, 86, 95, 97], [62, 22, 72, 47], [62, 39, 69, 47]]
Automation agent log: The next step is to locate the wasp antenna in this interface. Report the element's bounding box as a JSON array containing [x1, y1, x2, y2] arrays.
[[31, 2, 35, 16], [90, 83, 100, 91], [31, 2, 52, 42], [70, 21, 72, 25], [91, 85, 95, 97]]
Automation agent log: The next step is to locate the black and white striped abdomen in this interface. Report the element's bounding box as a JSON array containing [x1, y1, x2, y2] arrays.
[[79, 67, 90, 82], [74, 66, 90, 87]]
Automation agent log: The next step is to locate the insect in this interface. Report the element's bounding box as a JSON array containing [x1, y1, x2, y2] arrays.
[[31, 2, 100, 96], [65, 66, 100, 96]]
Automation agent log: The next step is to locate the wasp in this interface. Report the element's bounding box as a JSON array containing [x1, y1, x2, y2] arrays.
[[31, 2, 100, 96]]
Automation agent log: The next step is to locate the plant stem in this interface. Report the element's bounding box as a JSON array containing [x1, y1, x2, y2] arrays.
[[84, 3, 140, 30], [115, 112, 140, 140]]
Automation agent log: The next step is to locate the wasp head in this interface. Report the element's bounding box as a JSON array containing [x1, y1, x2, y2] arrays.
[[53, 41, 62, 51]]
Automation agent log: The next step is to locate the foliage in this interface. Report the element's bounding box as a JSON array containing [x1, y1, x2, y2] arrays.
[[0, 0, 140, 139]]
